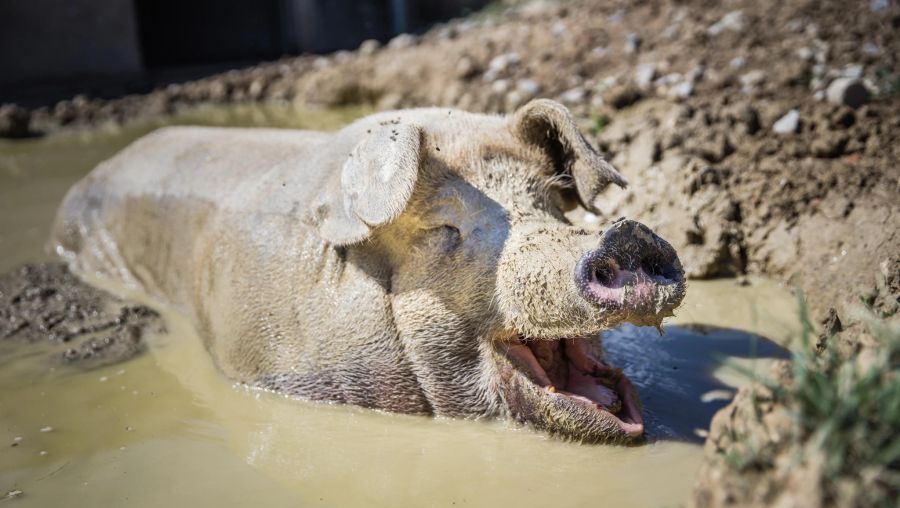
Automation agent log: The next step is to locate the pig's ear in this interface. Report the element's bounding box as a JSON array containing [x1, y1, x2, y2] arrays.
[[315, 124, 422, 245], [511, 99, 627, 212]]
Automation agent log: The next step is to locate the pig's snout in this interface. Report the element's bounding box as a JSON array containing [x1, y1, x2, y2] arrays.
[[574, 220, 684, 316]]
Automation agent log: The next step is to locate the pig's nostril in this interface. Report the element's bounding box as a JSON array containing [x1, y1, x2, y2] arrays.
[[642, 256, 676, 280], [591, 263, 616, 287]]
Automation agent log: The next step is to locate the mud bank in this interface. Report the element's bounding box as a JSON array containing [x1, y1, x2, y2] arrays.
[[0, 263, 162, 368]]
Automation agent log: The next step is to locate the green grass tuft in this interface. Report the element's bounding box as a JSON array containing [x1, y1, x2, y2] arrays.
[[761, 297, 900, 506]]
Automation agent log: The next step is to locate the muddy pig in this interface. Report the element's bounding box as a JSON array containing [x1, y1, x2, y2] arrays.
[[51, 99, 685, 443]]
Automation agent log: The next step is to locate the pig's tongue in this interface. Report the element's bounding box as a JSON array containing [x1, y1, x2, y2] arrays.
[[499, 337, 623, 413]]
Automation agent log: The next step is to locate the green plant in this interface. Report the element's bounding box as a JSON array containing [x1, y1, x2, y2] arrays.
[[591, 114, 610, 134], [761, 299, 900, 506]]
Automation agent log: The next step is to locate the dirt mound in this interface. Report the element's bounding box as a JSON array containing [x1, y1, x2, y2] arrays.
[[0, 263, 162, 368]]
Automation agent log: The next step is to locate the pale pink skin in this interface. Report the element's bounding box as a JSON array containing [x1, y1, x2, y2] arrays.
[[586, 264, 672, 312]]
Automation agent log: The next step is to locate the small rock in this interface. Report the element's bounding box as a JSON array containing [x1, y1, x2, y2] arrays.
[[39, 450, 48, 456], [841, 64, 864, 79], [786, 18, 805, 33], [811, 133, 848, 158], [826, 78, 869, 109], [491, 79, 510, 94], [0, 104, 31, 138], [729, 56, 746, 69], [456, 56, 478, 79], [358, 39, 381, 56], [39, 426, 53, 433], [862, 42, 882, 56], [603, 84, 643, 109], [870, 0, 888, 12], [669, 81, 694, 99], [656, 73, 683, 87], [516, 79, 541, 98], [559, 87, 586, 104], [796, 47, 814, 61], [707, 10, 746, 36], [739, 70, 766, 93], [387, 33, 417, 49], [687, 65, 705, 83], [624, 32, 641, 53], [488, 52, 520, 73], [551, 21, 567, 37], [505, 90, 524, 110], [634, 63, 658, 88], [772, 109, 800, 134], [6, 490, 23, 499], [628, 131, 660, 170], [608, 9, 624, 23]]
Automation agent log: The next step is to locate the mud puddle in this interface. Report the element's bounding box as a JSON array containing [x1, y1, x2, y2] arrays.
[[1, 104, 800, 507]]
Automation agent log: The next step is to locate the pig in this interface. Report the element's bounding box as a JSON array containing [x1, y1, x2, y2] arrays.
[[51, 99, 685, 443]]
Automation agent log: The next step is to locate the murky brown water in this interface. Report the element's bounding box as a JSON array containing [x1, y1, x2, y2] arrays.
[[0, 104, 800, 507]]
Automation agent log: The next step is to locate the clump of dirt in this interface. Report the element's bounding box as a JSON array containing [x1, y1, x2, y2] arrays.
[[0, 263, 162, 368], [692, 260, 900, 508]]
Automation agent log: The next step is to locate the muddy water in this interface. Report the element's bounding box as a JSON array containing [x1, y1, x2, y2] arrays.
[[1, 105, 800, 507]]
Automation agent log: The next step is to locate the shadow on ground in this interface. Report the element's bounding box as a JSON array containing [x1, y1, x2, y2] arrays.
[[604, 323, 790, 443]]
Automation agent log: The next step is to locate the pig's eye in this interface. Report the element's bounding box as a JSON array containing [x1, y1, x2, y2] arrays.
[[425, 225, 462, 252]]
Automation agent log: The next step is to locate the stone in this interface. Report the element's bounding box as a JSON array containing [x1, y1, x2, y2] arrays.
[[491, 79, 510, 94], [863, 43, 882, 56], [516, 79, 541, 98], [387, 33, 417, 49], [559, 87, 586, 104], [455, 57, 478, 79], [624, 32, 641, 53], [686, 65, 705, 83], [0, 104, 31, 138], [826, 78, 869, 109], [811, 133, 848, 158], [840, 64, 864, 79], [707, 10, 746, 36], [772, 109, 800, 134], [870, 0, 888, 12], [729, 56, 747, 69], [489, 52, 520, 73], [358, 39, 381, 56], [634, 63, 658, 88], [655, 73, 683, 87], [739, 70, 766, 93], [669, 81, 694, 99], [603, 84, 643, 109], [551, 21, 567, 37], [627, 130, 661, 171]]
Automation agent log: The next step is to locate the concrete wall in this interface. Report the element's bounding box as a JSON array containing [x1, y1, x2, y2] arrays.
[[0, 0, 142, 88]]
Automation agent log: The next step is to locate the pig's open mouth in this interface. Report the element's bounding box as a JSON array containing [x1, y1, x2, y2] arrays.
[[497, 335, 644, 438]]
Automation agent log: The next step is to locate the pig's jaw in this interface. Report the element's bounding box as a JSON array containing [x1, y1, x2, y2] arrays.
[[494, 335, 644, 439]]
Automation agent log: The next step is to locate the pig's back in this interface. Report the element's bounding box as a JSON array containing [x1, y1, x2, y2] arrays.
[[50, 125, 332, 307]]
